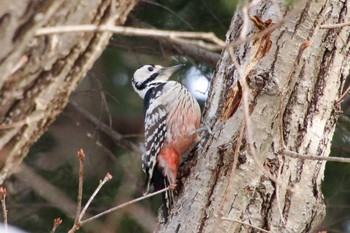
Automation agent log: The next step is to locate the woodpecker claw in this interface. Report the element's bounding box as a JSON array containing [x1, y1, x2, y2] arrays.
[[205, 125, 214, 136], [169, 183, 177, 190]]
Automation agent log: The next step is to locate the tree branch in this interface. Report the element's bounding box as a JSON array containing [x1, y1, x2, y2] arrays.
[[109, 36, 220, 65], [281, 149, 350, 163], [221, 218, 270, 233], [35, 24, 226, 51], [80, 187, 170, 225], [320, 21, 350, 29], [68, 101, 141, 153]]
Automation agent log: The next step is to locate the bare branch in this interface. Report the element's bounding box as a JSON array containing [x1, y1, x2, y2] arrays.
[[78, 173, 113, 222], [68, 149, 86, 233], [278, 40, 311, 148], [222, 217, 270, 233], [227, 1, 286, 188], [34, 18, 285, 57], [320, 21, 350, 29], [76, 149, 85, 222], [228, 50, 284, 187], [35, 24, 226, 50], [10, 55, 28, 75], [223, 121, 245, 199], [276, 163, 286, 225], [68, 101, 141, 153], [281, 149, 350, 163], [80, 187, 170, 225], [336, 84, 350, 104], [50, 218, 63, 233], [16, 165, 77, 219], [227, 20, 284, 50], [109, 36, 220, 65]]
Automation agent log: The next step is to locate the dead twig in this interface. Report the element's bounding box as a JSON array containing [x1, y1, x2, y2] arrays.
[[78, 173, 113, 222], [228, 50, 283, 187], [240, 74, 284, 187], [276, 163, 286, 225], [34, 21, 284, 52], [281, 148, 350, 163], [50, 218, 63, 233], [222, 217, 270, 233], [320, 21, 350, 29], [76, 149, 85, 223], [69, 149, 86, 233], [35, 24, 225, 51], [278, 40, 311, 148], [10, 55, 28, 75], [68, 101, 141, 153], [335, 84, 350, 104], [222, 121, 246, 206], [68, 156, 113, 233], [80, 187, 170, 225], [227, 1, 286, 188]]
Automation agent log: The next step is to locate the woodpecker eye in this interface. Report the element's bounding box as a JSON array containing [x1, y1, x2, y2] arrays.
[[148, 67, 154, 72]]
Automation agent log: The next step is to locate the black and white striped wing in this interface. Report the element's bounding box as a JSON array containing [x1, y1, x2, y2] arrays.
[[142, 84, 168, 194]]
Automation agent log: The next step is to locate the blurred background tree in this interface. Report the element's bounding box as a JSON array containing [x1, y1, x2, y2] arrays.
[[0, 0, 349, 232]]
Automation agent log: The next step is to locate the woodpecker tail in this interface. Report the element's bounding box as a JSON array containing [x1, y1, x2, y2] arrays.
[[147, 165, 174, 223]]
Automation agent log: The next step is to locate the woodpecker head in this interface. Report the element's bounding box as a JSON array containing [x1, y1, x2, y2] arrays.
[[132, 64, 184, 98]]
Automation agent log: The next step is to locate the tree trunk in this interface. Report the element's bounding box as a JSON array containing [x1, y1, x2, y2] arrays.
[[0, 0, 136, 184], [161, 1, 350, 232]]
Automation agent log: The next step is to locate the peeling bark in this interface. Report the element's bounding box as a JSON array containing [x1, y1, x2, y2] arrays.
[[160, 1, 350, 232], [0, 0, 136, 184]]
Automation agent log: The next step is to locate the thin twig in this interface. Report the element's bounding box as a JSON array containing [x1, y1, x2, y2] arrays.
[[0, 187, 7, 232], [113, 16, 220, 65], [34, 19, 284, 53], [336, 84, 350, 104], [240, 4, 249, 40], [10, 55, 28, 75], [69, 149, 86, 233], [281, 148, 350, 163], [320, 21, 350, 29], [78, 173, 113, 222], [222, 217, 270, 233], [229, 50, 283, 187], [68, 101, 140, 153], [276, 163, 286, 225], [240, 0, 262, 40], [226, 20, 284, 50], [240, 73, 283, 187], [76, 149, 85, 221], [50, 218, 63, 233], [80, 187, 170, 225], [278, 40, 310, 148], [222, 121, 246, 203], [35, 24, 225, 49]]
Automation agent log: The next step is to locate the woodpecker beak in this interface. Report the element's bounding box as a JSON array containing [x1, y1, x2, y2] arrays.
[[159, 64, 185, 80]]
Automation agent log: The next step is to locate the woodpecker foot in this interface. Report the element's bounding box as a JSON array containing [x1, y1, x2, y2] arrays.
[[196, 121, 214, 136], [204, 124, 214, 136], [169, 183, 177, 190]]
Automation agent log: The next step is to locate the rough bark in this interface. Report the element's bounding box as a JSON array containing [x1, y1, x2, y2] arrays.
[[0, 0, 136, 184], [160, 1, 350, 233]]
